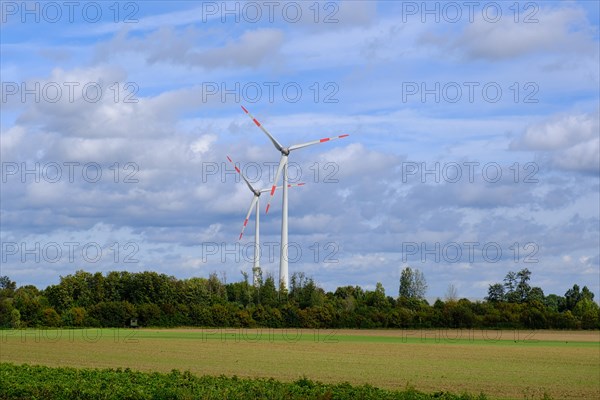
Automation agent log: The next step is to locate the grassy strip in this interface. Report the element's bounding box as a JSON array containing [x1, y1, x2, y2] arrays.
[[111, 329, 597, 346], [0, 363, 486, 400]]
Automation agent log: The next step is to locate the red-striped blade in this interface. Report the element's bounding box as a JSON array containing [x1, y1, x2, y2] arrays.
[[265, 154, 287, 214], [259, 182, 305, 193], [226, 155, 255, 193], [289, 134, 349, 151], [239, 195, 258, 240], [240, 106, 284, 152]]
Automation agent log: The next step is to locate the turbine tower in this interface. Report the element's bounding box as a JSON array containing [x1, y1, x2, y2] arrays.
[[226, 155, 304, 286], [241, 106, 349, 290]]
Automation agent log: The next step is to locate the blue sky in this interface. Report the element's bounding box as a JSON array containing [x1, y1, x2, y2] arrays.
[[1, 1, 599, 300]]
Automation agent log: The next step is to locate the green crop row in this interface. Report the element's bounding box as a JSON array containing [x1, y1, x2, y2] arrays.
[[0, 363, 486, 400]]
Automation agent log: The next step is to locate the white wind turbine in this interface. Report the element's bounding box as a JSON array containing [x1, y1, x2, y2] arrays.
[[227, 155, 305, 286], [241, 106, 349, 290]]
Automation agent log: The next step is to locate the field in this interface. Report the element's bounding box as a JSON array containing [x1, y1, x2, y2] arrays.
[[1, 328, 599, 399]]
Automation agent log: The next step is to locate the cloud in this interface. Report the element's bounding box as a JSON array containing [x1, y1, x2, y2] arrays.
[[0, 126, 26, 159], [420, 6, 597, 61], [555, 137, 600, 172], [316, 142, 401, 179], [511, 112, 599, 173], [96, 27, 284, 70], [13, 65, 161, 138], [514, 113, 598, 150], [189, 28, 284, 69], [335, 1, 377, 28], [190, 134, 217, 155]]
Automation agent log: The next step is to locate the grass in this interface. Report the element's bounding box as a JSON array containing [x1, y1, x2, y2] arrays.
[[1, 328, 598, 399]]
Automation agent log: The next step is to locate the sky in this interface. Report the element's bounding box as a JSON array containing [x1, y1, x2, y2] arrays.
[[1, 0, 599, 300]]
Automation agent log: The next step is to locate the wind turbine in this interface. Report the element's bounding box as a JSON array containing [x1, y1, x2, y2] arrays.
[[241, 106, 349, 290], [226, 155, 304, 286]]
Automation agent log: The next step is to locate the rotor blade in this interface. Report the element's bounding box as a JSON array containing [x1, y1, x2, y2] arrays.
[[241, 106, 284, 152], [289, 134, 349, 151], [239, 195, 259, 240], [265, 154, 287, 214], [259, 182, 305, 193], [226, 155, 256, 193]]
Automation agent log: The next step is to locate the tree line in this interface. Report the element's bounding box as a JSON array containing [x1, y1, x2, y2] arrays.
[[0, 267, 598, 329]]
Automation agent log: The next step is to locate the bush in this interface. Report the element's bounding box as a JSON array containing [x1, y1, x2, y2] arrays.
[[88, 301, 135, 327], [42, 308, 61, 327], [62, 307, 86, 327], [0, 363, 488, 400]]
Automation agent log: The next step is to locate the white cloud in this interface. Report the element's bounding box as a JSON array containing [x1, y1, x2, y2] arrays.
[[555, 137, 600, 172], [190, 134, 217, 154], [511, 112, 599, 173], [0, 126, 26, 159], [516, 113, 598, 151], [96, 27, 285, 70], [422, 6, 597, 60], [182, 28, 285, 69]]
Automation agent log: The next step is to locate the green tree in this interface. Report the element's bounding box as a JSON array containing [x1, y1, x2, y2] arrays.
[[0, 276, 16, 295], [62, 307, 87, 327], [289, 273, 324, 308], [544, 294, 563, 312], [528, 287, 544, 303], [581, 286, 595, 301], [503, 271, 518, 302], [68, 270, 94, 307], [89, 272, 105, 304], [564, 284, 582, 310], [573, 297, 600, 329], [515, 268, 532, 302], [10, 308, 21, 328], [89, 301, 136, 327], [520, 301, 547, 329], [365, 282, 389, 309], [210, 304, 230, 326], [44, 284, 73, 313], [0, 299, 16, 327], [260, 275, 279, 308], [225, 271, 252, 307], [180, 277, 211, 305], [399, 267, 413, 298], [104, 271, 125, 302], [42, 308, 62, 327], [208, 273, 227, 304], [189, 304, 213, 326], [252, 267, 264, 304], [13, 285, 46, 326], [501, 269, 531, 303], [486, 283, 505, 302], [399, 267, 427, 300], [413, 269, 427, 299]]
